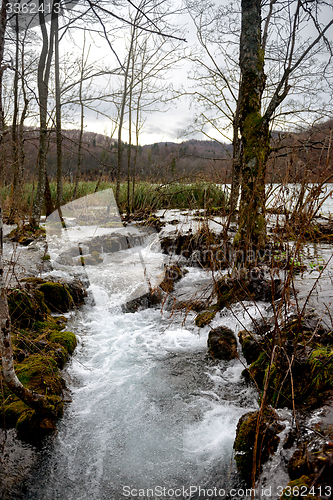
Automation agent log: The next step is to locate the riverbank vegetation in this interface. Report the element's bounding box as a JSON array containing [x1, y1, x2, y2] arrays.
[[0, 180, 228, 219], [0, 278, 86, 440]]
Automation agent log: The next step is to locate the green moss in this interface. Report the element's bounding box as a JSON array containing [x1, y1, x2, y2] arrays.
[[48, 331, 77, 354], [15, 354, 63, 395], [233, 407, 281, 486], [279, 476, 319, 500], [1, 279, 80, 438], [195, 310, 216, 328], [8, 287, 55, 329], [3, 399, 30, 427], [308, 347, 333, 392], [31, 318, 61, 332], [246, 351, 268, 387], [39, 282, 73, 313], [34, 289, 51, 315]]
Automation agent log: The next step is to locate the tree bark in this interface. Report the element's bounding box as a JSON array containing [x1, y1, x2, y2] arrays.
[[73, 38, 86, 200], [116, 21, 138, 208], [0, 0, 7, 144], [30, 0, 56, 227], [229, 87, 242, 214], [234, 0, 270, 257], [54, 9, 63, 218], [8, 13, 20, 223]]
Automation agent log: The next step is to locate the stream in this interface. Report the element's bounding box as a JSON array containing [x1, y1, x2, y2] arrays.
[[2, 186, 333, 499], [21, 270, 264, 500]]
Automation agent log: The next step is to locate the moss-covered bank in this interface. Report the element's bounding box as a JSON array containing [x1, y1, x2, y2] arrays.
[[234, 314, 333, 492], [1, 278, 86, 440]]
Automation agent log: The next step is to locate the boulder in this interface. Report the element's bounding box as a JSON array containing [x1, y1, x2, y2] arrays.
[[195, 310, 216, 328], [234, 407, 284, 486], [238, 330, 262, 364], [207, 326, 238, 360]]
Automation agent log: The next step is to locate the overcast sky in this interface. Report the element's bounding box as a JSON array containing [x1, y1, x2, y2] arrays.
[[11, 0, 332, 147], [54, 1, 218, 146]]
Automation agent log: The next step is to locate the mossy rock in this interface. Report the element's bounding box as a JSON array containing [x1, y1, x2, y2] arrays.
[[7, 225, 45, 245], [8, 289, 50, 328], [238, 330, 263, 364], [49, 331, 77, 355], [14, 397, 63, 440], [234, 407, 283, 486], [39, 282, 73, 313], [214, 273, 283, 309], [159, 265, 185, 293], [207, 326, 238, 360], [243, 351, 268, 387], [91, 251, 103, 263], [279, 476, 319, 500], [31, 318, 62, 333], [3, 399, 30, 428], [15, 409, 37, 436], [15, 354, 63, 395], [265, 346, 333, 409], [195, 310, 216, 328]]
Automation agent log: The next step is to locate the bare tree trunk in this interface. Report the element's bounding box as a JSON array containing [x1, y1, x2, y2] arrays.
[[0, 0, 7, 145], [229, 87, 242, 214], [30, 0, 55, 227], [73, 33, 87, 200], [54, 10, 63, 218], [126, 65, 133, 215], [116, 22, 138, 208], [234, 0, 270, 255], [8, 14, 20, 223]]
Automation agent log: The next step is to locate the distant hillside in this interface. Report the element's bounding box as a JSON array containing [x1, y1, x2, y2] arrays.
[[0, 120, 331, 185]]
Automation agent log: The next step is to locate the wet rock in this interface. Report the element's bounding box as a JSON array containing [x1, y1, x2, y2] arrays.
[[214, 271, 283, 309], [195, 310, 216, 328], [159, 265, 186, 293], [123, 265, 187, 312], [123, 289, 163, 313], [65, 278, 87, 306], [238, 330, 262, 364], [160, 231, 229, 269], [207, 326, 238, 360], [39, 282, 73, 313], [234, 407, 284, 486], [176, 299, 207, 312], [287, 449, 311, 480]]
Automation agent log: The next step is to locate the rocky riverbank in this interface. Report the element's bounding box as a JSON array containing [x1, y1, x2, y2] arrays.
[[1, 215, 333, 499]]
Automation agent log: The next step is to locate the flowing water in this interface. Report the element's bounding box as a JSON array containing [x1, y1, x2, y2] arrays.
[[21, 261, 267, 499], [3, 185, 333, 499]]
